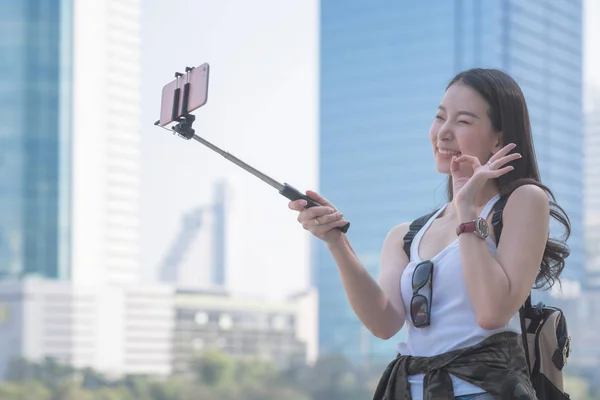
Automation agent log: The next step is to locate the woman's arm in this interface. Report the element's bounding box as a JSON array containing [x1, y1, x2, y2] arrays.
[[327, 223, 410, 339], [457, 184, 549, 329]]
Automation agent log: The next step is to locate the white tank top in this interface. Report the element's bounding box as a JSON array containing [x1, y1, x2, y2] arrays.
[[397, 194, 521, 399]]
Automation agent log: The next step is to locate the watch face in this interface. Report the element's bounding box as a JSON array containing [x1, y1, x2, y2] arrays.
[[475, 217, 489, 238]]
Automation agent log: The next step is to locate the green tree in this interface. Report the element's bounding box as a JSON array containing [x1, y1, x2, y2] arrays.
[[234, 355, 279, 388], [191, 348, 235, 387], [51, 383, 93, 400], [91, 387, 136, 400], [6, 357, 76, 392], [80, 368, 111, 390], [147, 375, 198, 400], [1, 350, 391, 400], [0, 380, 51, 400]]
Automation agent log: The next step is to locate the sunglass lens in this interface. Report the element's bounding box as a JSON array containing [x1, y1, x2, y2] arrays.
[[412, 262, 432, 288], [411, 295, 429, 326]]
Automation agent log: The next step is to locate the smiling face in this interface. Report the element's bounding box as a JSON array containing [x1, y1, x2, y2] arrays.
[[430, 82, 503, 175]]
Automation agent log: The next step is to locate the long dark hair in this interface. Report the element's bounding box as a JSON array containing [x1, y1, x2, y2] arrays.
[[445, 68, 570, 290]]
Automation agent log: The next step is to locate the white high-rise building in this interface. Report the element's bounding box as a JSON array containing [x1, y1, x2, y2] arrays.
[[0, 279, 174, 378], [71, 0, 142, 285], [172, 287, 318, 373]]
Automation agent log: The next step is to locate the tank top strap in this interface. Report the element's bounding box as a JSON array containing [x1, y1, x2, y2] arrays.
[[409, 204, 449, 263], [479, 194, 502, 220]]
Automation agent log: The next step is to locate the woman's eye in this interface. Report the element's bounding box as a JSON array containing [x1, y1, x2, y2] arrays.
[[435, 115, 444, 121]]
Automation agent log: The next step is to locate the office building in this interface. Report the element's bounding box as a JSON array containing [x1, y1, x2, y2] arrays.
[[0, 0, 147, 378], [318, 1, 584, 362], [0, 0, 142, 285], [585, 87, 600, 289], [172, 288, 318, 373], [0, 0, 72, 279], [160, 180, 229, 290], [0, 279, 174, 378]]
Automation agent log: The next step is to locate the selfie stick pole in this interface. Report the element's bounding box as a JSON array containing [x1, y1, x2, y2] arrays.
[[154, 68, 350, 233]]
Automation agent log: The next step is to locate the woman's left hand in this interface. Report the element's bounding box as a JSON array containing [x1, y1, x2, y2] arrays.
[[451, 143, 521, 214]]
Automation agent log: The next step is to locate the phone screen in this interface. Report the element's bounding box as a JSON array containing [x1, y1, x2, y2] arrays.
[[158, 63, 210, 126]]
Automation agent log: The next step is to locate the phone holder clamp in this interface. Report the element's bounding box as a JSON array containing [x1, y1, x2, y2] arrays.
[[154, 66, 197, 140]]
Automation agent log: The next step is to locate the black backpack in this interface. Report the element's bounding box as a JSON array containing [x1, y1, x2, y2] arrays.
[[402, 196, 572, 399]]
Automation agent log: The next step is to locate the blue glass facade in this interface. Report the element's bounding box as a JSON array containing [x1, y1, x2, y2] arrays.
[[0, 0, 72, 280], [318, 0, 583, 363]]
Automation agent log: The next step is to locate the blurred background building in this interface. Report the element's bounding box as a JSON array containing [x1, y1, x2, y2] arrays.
[[0, 0, 170, 379], [159, 180, 229, 290], [0, 0, 142, 286], [0, 279, 174, 378], [171, 288, 318, 373], [317, 0, 585, 363], [585, 87, 600, 290], [0, 0, 73, 280]]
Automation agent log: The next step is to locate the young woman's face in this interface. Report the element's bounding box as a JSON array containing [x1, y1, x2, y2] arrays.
[[430, 82, 502, 175]]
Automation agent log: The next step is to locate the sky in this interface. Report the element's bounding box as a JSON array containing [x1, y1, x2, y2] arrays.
[[140, 0, 319, 299], [140, 0, 600, 300]]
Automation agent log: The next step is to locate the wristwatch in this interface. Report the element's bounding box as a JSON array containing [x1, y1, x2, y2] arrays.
[[456, 217, 489, 239]]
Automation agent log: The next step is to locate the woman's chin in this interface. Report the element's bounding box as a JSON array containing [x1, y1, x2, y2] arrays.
[[435, 162, 451, 175]]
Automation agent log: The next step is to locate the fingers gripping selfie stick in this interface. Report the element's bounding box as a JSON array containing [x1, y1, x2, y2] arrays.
[[154, 65, 350, 233]]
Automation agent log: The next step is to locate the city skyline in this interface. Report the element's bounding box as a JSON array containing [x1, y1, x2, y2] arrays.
[[0, 0, 142, 285], [0, 0, 169, 379]]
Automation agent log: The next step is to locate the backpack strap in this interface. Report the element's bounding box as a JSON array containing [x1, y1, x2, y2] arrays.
[[491, 194, 509, 246], [493, 195, 534, 370], [519, 304, 532, 372], [402, 209, 439, 260]]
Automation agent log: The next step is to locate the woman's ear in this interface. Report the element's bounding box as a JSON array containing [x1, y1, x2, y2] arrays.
[[491, 132, 504, 154]]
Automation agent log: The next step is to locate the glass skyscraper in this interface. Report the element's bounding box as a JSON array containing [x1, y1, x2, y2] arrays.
[[585, 88, 600, 290], [0, 0, 73, 280], [318, 0, 583, 363]]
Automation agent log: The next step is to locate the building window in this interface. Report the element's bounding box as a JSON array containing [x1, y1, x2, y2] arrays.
[[191, 338, 204, 350], [194, 312, 208, 325], [218, 314, 233, 330]]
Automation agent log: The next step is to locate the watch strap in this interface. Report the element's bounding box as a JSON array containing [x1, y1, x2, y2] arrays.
[[456, 221, 476, 236], [456, 217, 489, 238]]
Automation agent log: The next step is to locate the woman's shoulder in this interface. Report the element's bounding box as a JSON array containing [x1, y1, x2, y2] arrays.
[[504, 183, 549, 212], [386, 222, 411, 242], [500, 184, 550, 231]]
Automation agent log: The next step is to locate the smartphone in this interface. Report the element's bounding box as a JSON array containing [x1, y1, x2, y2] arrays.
[[159, 62, 210, 126]]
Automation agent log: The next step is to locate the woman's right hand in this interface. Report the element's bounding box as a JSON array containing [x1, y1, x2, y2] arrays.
[[288, 190, 349, 244]]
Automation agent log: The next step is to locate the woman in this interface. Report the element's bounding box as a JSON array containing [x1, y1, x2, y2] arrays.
[[288, 68, 570, 399]]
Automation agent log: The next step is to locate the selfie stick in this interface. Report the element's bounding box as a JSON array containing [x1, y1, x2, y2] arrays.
[[154, 67, 350, 233]]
